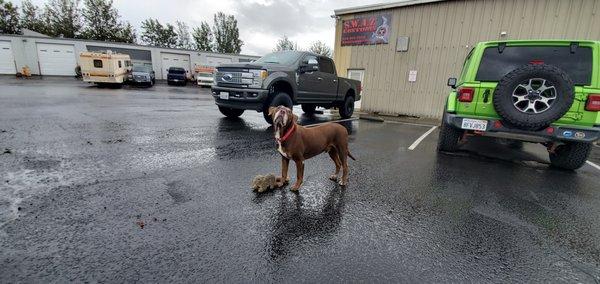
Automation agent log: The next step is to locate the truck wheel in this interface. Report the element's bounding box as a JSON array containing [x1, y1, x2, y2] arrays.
[[301, 104, 316, 114], [437, 111, 463, 152], [263, 92, 293, 124], [549, 142, 591, 170], [218, 106, 244, 118], [493, 64, 574, 130], [338, 96, 355, 118]]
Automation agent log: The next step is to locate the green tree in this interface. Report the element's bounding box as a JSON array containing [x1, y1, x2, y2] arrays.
[[80, 0, 135, 43], [44, 0, 82, 38], [308, 40, 332, 57], [192, 21, 213, 52], [115, 22, 136, 43], [20, 0, 48, 34], [175, 20, 191, 49], [0, 0, 20, 34], [274, 35, 297, 52], [140, 18, 177, 48], [212, 12, 243, 54]]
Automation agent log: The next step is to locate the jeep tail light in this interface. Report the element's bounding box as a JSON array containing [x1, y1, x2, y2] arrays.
[[530, 59, 544, 65], [493, 121, 502, 129], [458, 87, 475, 102], [586, 94, 600, 111]]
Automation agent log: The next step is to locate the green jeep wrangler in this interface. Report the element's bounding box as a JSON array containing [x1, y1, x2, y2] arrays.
[[439, 40, 600, 170]]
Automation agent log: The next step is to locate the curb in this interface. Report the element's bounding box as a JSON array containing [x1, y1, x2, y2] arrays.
[[358, 113, 439, 126], [358, 114, 385, 122]]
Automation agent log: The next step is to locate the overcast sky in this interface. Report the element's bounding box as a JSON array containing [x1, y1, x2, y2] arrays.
[[12, 0, 399, 55]]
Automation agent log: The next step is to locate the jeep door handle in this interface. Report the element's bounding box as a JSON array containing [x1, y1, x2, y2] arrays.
[[317, 77, 323, 81]]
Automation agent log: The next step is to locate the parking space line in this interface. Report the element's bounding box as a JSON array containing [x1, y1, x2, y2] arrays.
[[305, 117, 359, 128], [408, 126, 438, 150], [385, 120, 437, 128], [586, 161, 600, 171]]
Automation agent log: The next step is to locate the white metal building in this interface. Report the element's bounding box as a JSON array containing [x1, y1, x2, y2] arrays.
[[0, 33, 259, 79]]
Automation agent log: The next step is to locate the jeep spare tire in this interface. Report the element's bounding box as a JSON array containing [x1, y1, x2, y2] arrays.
[[493, 64, 574, 130]]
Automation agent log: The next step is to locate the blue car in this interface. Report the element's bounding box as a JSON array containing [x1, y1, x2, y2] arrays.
[[129, 65, 155, 87], [167, 67, 188, 86]]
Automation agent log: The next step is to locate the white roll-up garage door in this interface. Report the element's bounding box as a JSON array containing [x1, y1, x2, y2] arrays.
[[0, 41, 16, 74], [161, 53, 191, 79], [37, 43, 77, 76]]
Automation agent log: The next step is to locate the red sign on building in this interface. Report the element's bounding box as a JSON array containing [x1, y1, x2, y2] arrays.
[[341, 13, 392, 46]]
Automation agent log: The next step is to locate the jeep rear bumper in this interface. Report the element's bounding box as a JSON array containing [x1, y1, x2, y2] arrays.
[[211, 86, 269, 111], [445, 113, 600, 143]]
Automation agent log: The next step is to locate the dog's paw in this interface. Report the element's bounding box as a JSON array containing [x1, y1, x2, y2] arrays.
[[276, 176, 290, 185], [338, 180, 347, 187], [290, 183, 302, 192], [329, 175, 338, 181]]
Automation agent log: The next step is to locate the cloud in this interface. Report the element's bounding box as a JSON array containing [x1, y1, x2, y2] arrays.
[[12, 0, 400, 56], [237, 0, 316, 36]]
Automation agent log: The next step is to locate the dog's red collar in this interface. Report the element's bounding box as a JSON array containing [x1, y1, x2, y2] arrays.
[[276, 124, 296, 143]]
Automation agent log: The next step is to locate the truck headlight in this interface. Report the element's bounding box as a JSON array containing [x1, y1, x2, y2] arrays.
[[249, 69, 267, 88]]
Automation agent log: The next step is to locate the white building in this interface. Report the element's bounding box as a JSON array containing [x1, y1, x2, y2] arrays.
[[0, 32, 260, 80]]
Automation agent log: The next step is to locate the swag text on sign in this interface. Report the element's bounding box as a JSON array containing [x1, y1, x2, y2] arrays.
[[341, 13, 392, 46]]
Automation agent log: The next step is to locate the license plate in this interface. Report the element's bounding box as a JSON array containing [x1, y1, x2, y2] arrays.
[[461, 118, 488, 131], [219, 92, 229, 100]]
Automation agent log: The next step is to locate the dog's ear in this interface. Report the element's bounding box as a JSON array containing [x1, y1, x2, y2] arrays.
[[268, 107, 277, 117], [292, 113, 298, 123]]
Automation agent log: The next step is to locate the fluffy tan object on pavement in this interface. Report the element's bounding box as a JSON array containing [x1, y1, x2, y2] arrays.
[[251, 174, 279, 193]]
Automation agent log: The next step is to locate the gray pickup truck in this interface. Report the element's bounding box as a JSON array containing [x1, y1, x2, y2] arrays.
[[211, 51, 362, 124]]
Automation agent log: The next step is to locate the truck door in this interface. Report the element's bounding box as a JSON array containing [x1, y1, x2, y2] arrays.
[[297, 54, 320, 102], [317, 57, 338, 101]]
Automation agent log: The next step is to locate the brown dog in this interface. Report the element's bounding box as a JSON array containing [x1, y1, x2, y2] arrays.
[[269, 106, 355, 191]]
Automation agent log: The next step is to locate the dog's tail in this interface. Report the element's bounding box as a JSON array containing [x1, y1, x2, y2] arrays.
[[348, 151, 356, 161]]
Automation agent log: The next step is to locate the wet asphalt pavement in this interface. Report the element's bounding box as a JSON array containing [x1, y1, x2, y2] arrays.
[[1, 77, 600, 282]]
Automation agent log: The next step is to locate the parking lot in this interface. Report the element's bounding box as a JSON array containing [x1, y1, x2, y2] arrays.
[[1, 77, 600, 282]]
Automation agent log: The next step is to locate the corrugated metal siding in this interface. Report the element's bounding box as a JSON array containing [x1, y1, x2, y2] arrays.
[[333, 0, 600, 118]]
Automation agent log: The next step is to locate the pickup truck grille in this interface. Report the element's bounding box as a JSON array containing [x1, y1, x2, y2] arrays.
[[133, 75, 147, 81], [218, 83, 243, 88], [215, 71, 247, 86]]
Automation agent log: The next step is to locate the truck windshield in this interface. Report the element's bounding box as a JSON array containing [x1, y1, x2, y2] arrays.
[[169, 68, 185, 74], [475, 46, 593, 85], [255, 51, 302, 65], [132, 66, 151, 72]]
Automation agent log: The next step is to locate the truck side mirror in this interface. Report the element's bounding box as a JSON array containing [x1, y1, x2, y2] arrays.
[[299, 64, 318, 73], [300, 58, 319, 73], [447, 77, 457, 89]]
